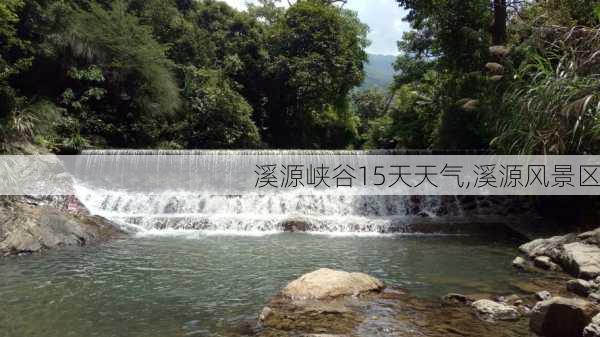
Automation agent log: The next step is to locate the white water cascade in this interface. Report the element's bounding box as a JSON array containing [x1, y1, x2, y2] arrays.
[[73, 150, 485, 235]]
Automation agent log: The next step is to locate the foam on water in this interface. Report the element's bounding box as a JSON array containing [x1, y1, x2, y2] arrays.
[[73, 150, 475, 235], [74, 184, 432, 235]]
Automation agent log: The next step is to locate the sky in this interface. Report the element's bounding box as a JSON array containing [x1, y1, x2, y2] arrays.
[[222, 0, 410, 55]]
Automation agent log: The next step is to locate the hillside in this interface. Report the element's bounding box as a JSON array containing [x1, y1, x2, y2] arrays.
[[361, 54, 396, 90]]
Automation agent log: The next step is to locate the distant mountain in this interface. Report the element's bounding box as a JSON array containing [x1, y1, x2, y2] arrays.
[[361, 54, 396, 90]]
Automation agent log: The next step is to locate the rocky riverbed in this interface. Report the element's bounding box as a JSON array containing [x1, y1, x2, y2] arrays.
[[250, 225, 600, 337]]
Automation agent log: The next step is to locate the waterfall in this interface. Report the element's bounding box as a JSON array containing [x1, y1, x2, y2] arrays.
[[73, 149, 498, 235]]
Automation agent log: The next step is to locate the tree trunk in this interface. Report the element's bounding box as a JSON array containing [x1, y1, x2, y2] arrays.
[[492, 0, 507, 45]]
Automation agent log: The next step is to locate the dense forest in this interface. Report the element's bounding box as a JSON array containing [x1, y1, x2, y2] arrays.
[[1, 0, 600, 154]]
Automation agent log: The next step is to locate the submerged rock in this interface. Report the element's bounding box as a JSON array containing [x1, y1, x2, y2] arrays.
[[471, 299, 520, 322], [281, 268, 384, 300], [442, 293, 474, 305], [530, 297, 599, 337], [0, 200, 124, 256]]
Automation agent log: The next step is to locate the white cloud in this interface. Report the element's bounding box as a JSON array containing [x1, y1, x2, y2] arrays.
[[221, 0, 410, 55]]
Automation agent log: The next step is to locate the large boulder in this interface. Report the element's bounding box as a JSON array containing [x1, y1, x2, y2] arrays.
[[258, 269, 388, 336], [518, 229, 600, 279], [282, 268, 384, 300], [0, 200, 124, 256], [559, 242, 600, 279], [530, 297, 599, 337], [519, 234, 577, 259], [471, 299, 520, 322]]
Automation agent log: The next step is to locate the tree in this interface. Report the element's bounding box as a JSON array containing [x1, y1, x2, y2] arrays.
[[351, 88, 388, 135], [177, 66, 261, 148], [492, 0, 507, 45], [29, 1, 180, 148], [263, 0, 368, 148]]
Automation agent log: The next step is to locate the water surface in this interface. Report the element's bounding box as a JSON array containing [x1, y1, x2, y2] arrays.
[[0, 233, 529, 337]]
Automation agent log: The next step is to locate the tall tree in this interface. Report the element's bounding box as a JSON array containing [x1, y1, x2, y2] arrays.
[[492, 0, 506, 45], [264, 0, 368, 148]]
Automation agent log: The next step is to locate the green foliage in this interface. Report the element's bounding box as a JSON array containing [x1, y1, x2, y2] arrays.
[[39, 0, 180, 147], [493, 27, 600, 154], [263, 0, 368, 148], [396, 0, 491, 73], [177, 66, 261, 148], [352, 89, 388, 123], [382, 0, 497, 150], [363, 81, 441, 149], [0, 86, 62, 153], [516, 0, 600, 27]]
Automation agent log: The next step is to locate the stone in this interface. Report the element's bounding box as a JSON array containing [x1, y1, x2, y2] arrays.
[[584, 324, 600, 337], [536, 291, 552, 301], [471, 299, 520, 322], [590, 292, 600, 303], [568, 279, 595, 297], [502, 294, 522, 305], [560, 242, 600, 279], [512, 256, 529, 270], [579, 228, 600, 245], [460, 99, 480, 112], [280, 218, 309, 232], [530, 297, 599, 337], [489, 75, 504, 82], [535, 256, 561, 271], [0, 200, 124, 256], [519, 234, 576, 259], [281, 268, 384, 300], [442, 293, 474, 305], [259, 306, 273, 321], [485, 62, 505, 75], [584, 313, 600, 337], [489, 45, 511, 58]]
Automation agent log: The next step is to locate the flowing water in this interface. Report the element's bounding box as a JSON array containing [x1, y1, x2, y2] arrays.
[[1, 150, 532, 337]]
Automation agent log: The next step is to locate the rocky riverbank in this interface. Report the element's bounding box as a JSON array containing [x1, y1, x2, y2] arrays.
[[0, 197, 125, 256], [252, 233, 600, 337], [252, 267, 539, 337]]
